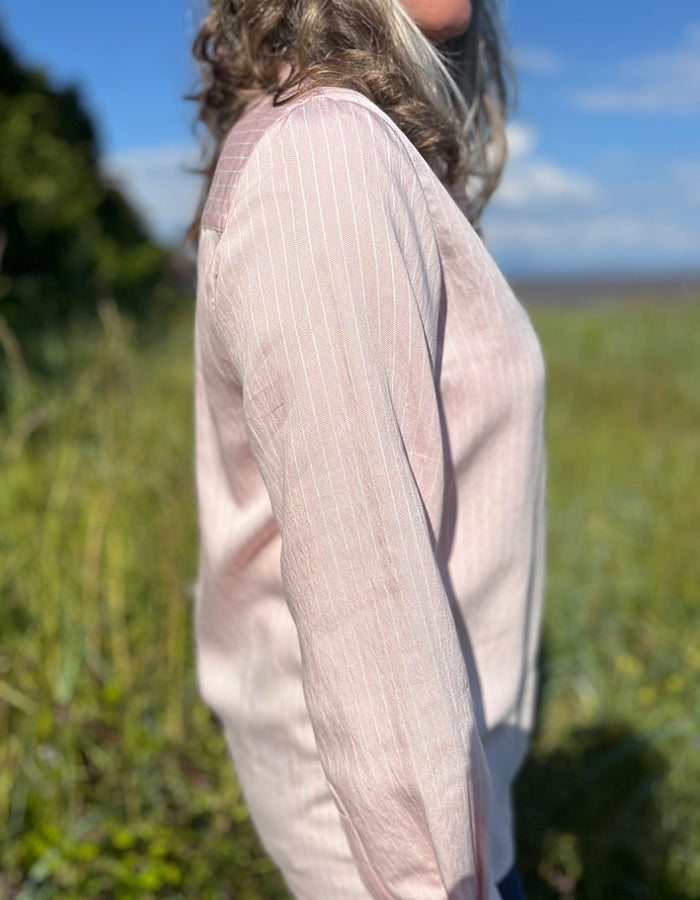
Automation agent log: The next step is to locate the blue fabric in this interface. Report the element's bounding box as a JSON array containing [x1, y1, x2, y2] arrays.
[[497, 864, 526, 900]]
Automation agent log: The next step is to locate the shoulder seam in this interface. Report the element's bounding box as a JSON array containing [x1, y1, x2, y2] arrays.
[[208, 86, 436, 319], [217, 87, 412, 234]]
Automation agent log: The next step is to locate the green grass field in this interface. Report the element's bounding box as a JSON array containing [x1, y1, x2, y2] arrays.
[[1, 296, 698, 898]]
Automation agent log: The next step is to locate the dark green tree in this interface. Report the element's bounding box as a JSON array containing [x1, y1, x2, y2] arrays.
[[0, 26, 168, 344]]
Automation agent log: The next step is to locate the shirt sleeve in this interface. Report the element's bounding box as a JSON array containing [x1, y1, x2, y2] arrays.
[[213, 93, 495, 900]]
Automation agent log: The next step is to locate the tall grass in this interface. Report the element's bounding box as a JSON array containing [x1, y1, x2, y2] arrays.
[[0, 297, 698, 898], [1, 303, 288, 899], [519, 299, 700, 898]]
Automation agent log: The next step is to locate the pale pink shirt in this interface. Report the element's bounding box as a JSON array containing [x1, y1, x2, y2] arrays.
[[193, 86, 546, 900]]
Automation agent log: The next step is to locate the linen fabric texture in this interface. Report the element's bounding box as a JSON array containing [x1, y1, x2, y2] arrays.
[[193, 86, 546, 900]]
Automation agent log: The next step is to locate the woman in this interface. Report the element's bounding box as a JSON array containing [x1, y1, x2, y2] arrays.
[[190, 2, 546, 898]]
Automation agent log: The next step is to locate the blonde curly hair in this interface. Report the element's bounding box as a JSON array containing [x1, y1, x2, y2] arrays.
[[189, 0, 513, 238]]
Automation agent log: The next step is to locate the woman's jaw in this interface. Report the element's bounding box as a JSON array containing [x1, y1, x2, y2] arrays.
[[399, 0, 473, 43]]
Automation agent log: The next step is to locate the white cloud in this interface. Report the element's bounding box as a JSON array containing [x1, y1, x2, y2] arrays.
[[486, 212, 699, 255], [574, 22, 700, 114], [505, 121, 537, 158], [483, 124, 700, 272], [512, 46, 563, 76], [103, 142, 206, 242], [483, 190, 700, 272], [671, 161, 700, 205], [496, 159, 597, 208], [493, 121, 598, 209]]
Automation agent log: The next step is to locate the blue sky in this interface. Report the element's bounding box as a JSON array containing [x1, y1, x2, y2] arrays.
[[2, 0, 699, 276]]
